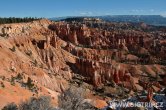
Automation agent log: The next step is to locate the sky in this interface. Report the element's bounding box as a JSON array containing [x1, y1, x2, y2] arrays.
[[0, 0, 166, 18]]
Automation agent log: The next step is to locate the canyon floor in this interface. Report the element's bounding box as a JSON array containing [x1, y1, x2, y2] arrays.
[[0, 18, 166, 109]]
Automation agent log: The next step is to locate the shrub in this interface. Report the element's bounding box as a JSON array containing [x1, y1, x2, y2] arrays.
[[0, 76, 6, 80], [9, 46, 16, 52], [10, 76, 15, 86], [0, 33, 8, 37], [19, 96, 55, 110], [2, 89, 99, 110], [2, 96, 57, 110], [16, 73, 23, 80], [26, 77, 34, 90], [58, 86, 99, 110], [1, 82, 5, 88], [32, 59, 38, 67], [2, 103, 18, 110], [25, 50, 32, 56]]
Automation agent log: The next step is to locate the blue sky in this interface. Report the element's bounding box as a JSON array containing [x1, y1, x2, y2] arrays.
[[0, 0, 166, 18]]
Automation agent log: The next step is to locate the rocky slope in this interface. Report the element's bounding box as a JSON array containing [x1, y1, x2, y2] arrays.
[[0, 18, 166, 109], [0, 19, 74, 108]]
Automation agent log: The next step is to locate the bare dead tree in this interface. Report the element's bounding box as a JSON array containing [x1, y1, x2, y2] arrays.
[[58, 86, 99, 110]]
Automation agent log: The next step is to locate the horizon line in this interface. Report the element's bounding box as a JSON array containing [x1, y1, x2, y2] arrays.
[[0, 14, 166, 19]]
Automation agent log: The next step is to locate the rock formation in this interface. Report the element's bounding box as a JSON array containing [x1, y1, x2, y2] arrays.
[[0, 18, 166, 109]]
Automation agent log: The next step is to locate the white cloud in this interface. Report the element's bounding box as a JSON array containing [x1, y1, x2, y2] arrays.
[[130, 9, 159, 15], [160, 11, 166, 17], [131, 9, 143, 13], [104, 12, 112, 15], [78, 11, 106, 16], [79, 11, 93, 16], [150, 9, 154, 12], [160, 14, 166, 17]]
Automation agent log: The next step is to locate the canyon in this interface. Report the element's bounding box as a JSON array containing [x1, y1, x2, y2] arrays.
[[0, 18, 166, 109]]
